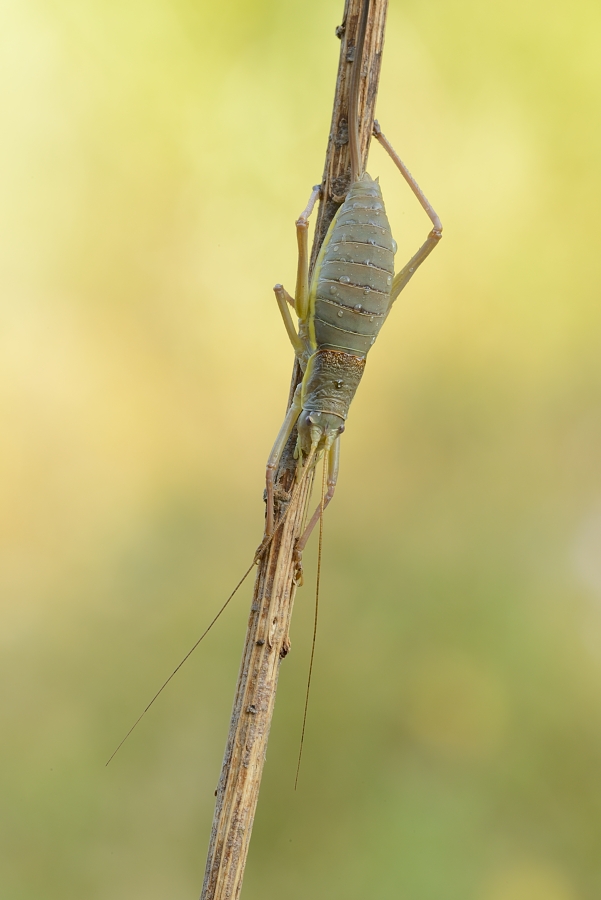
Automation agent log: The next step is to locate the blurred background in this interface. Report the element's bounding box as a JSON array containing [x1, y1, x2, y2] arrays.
[[2, 0, 601, 897]]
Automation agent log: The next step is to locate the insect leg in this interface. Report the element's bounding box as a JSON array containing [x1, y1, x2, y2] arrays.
[[273, 284, 304, 356], [390, 235, 441, 302], [373, 120, 443, 302], [295, 184, 321, 321], [295, 436, 340, 554], [265, 385, 303, 536], [373, 120, 442, 233]]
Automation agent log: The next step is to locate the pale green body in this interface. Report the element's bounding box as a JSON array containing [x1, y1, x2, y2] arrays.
[[297, 173, 395, 448], [265, 27, 442, 544], [266, 143, 442, 544]]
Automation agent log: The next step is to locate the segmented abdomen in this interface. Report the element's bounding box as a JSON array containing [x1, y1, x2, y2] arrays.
[[312, 174, 396, 357]]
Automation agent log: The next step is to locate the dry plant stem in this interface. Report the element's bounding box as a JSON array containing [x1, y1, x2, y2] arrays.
[[310, 0, 389, 270], [200, 3, 388, 898]]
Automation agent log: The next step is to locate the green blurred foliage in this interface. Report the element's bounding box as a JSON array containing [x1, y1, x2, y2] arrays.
[[1, 0, 601, 897]]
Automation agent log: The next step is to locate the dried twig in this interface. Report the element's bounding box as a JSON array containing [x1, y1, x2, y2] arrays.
[[200, 3, 389, 898]]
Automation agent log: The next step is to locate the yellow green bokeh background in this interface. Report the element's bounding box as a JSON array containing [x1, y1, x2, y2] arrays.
[[2, 1, 601, 898]]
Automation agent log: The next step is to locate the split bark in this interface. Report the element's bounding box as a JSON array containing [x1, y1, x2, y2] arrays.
[[200, 2, 389, 898]]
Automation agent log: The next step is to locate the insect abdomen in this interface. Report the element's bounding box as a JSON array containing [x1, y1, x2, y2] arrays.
[[312, 175, 396, 357]]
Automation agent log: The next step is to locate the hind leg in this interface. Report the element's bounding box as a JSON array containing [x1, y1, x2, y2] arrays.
[[373, 121, 442, 301]]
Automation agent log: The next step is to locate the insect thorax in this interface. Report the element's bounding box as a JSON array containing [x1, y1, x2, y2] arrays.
[[295, 348, 363, 457], [302, 347, 365, 418]]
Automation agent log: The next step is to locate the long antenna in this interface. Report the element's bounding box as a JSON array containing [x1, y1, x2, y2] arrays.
[[295, 452, 328, 789], [105, 561, 256, 766], [348, 0, 371, 183], [106, 444, 319, 766]]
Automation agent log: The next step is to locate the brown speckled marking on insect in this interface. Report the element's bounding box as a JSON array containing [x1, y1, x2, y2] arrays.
[[302, 348, 366, 422]]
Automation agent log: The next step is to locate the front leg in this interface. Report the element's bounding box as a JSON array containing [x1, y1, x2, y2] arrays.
[[295, 436, 340, 555], [373, 121, 442, 301], [265, 385, 303, 536]]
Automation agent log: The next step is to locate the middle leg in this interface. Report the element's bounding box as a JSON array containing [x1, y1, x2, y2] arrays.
[[294, 184, 321, 321], [273, 183, 321, 358]]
